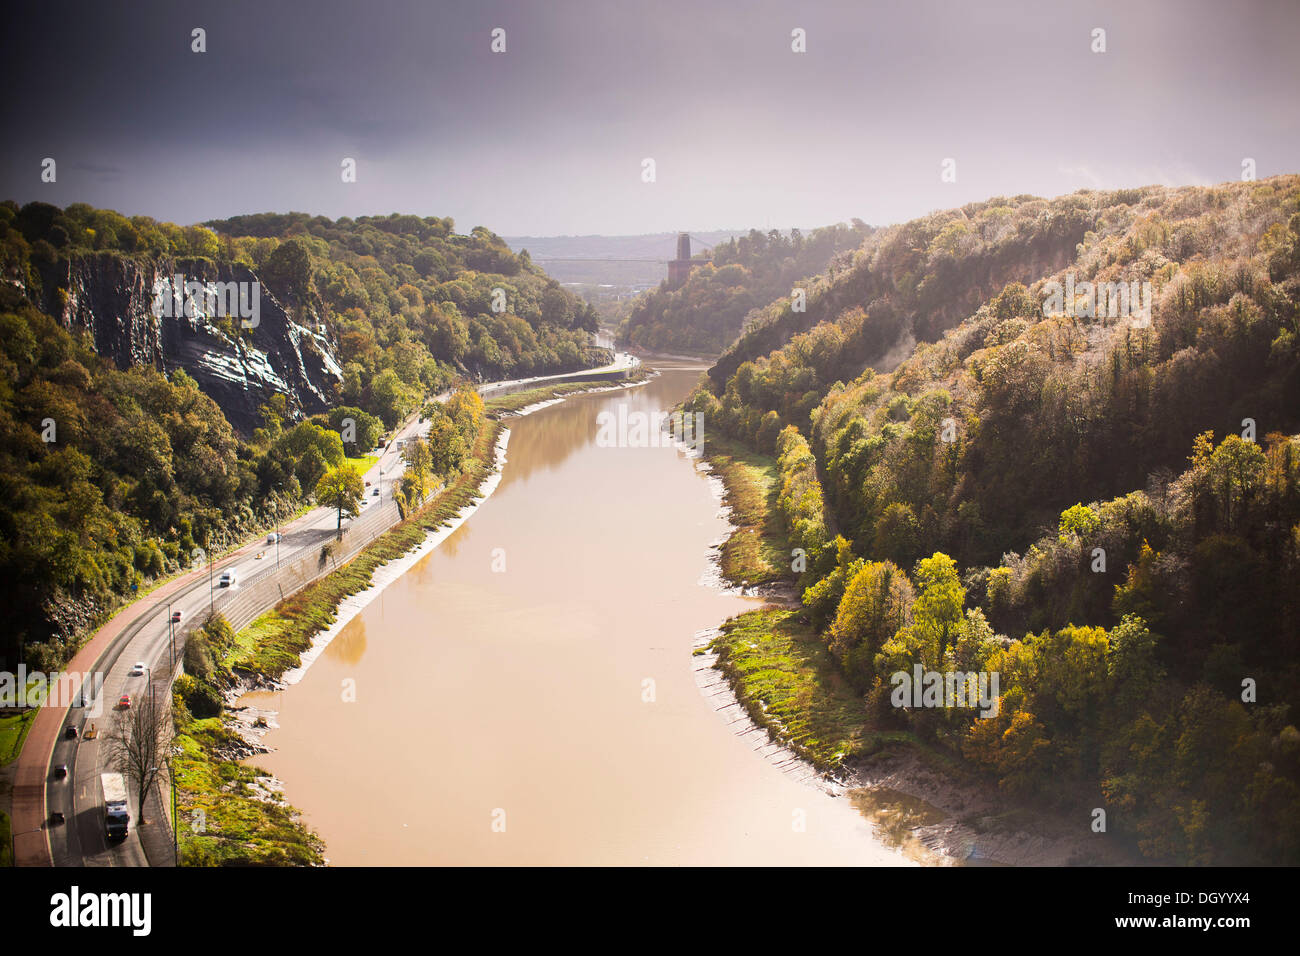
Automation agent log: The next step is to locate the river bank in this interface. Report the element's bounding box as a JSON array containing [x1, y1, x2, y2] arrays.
[[172, 373, 651, 865], [211, 365, 912, 866], [695, 439, 1139, 866]]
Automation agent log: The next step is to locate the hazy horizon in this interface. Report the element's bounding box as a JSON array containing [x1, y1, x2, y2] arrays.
[[3, 0, 1298, 236]]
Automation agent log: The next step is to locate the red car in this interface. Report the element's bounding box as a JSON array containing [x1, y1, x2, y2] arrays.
[[170, 610, 182, 623], [117, 694, 131, 709]]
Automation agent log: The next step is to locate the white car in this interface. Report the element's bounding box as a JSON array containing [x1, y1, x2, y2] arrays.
[[219, 569, 236, 587], [267, 532, 281, 544], [128, 662, 145, 677]]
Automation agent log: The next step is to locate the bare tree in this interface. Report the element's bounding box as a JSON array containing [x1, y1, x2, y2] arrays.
[[105, 686, 173, 826]]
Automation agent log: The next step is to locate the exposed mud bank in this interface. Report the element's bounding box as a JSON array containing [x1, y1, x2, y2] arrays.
[[691, 441, 1138, 866], [840, 749, 1138, 866]]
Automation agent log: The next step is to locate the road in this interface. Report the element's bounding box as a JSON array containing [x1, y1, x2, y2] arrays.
[[44, 408, 431, 868], [16, 352, 638, 867]]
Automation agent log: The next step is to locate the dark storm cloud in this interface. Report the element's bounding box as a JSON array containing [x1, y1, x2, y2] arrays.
[[2, 0, 1297, 234]]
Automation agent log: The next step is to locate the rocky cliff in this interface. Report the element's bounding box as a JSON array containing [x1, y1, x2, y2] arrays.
[[35, 253, 342, 433]]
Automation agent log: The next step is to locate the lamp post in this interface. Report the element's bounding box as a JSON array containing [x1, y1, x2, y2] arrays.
[[148, 761, 171, 849], [207, 552, 214, 615], [11, 825, 45, 866], [163, 753, 178, 866], [166, 603, 175, 674]]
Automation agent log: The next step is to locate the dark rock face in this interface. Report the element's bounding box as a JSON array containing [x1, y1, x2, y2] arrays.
[[46, 253, 342, 433]]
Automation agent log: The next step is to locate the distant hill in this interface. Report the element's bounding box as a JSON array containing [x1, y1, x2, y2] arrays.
[[0, 201, 603, 666], [687, 175, 1300, 865], [621, 223, 874, 355], [503, 231, 749, 287]]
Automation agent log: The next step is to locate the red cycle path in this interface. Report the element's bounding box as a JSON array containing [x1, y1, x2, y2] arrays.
[[11, 535, 268, 866], [12, 368, 634, 865]]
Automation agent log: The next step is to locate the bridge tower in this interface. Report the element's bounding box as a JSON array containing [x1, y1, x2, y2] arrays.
[[668, 232, 703, 289]]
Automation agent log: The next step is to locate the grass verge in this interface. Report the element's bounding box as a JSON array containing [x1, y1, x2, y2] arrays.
[[0, 710, 36, 767], [482, 375, 641, 416], [173, 378, 624, 865], [224, 417, 505, 680], [701, 435, 788, 586], [171, 712, 325, 866], [697, 433, 914, 774], [708, 608, 910, 771], [345, 453, 379, 473]]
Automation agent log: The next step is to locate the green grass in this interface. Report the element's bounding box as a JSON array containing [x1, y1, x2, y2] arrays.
[[701, 435, 789, 586], [171, 716, 325, 866], [698, 434, 910, 771], [172, 377, 628, 865], [232, 374, 627, 679], [345, 453, 379, 473], [709, 608, 910, 771], [0, 709, 37, 766], [225, 417, 507, 680], [0, 810, 10, 867], [27, 498, 318, 682], [483, 379, 627, 415]]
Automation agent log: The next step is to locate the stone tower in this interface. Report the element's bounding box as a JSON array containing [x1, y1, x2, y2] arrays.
[[668, 232, 700, 289]]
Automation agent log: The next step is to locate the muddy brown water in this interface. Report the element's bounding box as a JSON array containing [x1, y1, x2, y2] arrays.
[[239, 365, 913, 865]]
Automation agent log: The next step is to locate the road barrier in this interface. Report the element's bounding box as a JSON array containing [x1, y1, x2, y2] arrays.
[[209, 497, 402, 633]]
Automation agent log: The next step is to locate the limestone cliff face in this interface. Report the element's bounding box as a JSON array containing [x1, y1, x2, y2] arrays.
[[40, 252, 342, 433]]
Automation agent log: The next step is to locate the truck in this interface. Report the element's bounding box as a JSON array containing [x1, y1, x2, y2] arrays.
[[101, 772, 130, 841]]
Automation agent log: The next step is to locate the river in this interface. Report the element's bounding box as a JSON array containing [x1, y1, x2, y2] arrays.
[[239, 364, 911, 865]]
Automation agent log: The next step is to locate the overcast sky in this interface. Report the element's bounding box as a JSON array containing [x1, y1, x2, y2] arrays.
[[2, 0, 1298, 236]]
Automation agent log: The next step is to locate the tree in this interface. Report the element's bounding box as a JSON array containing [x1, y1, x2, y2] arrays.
[[427, 413, 468, 477], [801, 535, 862, 625], [1206, 435, 1267, 532], [106, 686, 173, 826], [1058, 503, 1100, 542], [323, 406, 383, 454], [874, 501, 920, 566], [402, 436, 433, 505], [540, 286, 572, 326], [444, 386, 485, 444], [828, 559, 915, 686], [910, 552, 966, 663], [1106, 614, 1163, 715], [314, 463, 364, 535], [368, 368, 412, 427], [262, 238, 313, 302], [277, 421, 345, 491]]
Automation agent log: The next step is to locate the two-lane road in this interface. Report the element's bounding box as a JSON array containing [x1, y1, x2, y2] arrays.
[[28, 355, 639, 867], [34, 407, 432, 868]]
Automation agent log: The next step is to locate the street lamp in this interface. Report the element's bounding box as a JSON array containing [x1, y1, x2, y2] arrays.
[[166, 603, 175, 674], [10, 825, 45, 865], [272, 498, 281, 569], [170, 754, 177, 865], [151, 756, 179, 867]]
